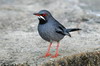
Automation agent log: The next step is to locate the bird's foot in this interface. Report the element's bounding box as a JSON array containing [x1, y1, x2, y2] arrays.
[[51, 53, 59, 58], [42, 53, 52, 58]]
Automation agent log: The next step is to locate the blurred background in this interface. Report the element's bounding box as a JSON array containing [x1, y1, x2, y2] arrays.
[[0, 0, 100, 66]]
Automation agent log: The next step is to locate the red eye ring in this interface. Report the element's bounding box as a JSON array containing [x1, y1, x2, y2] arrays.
[[42, 13, 47, 16]]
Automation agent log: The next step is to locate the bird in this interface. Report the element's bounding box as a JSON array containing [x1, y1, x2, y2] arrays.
[[33, 10, 81, 58]]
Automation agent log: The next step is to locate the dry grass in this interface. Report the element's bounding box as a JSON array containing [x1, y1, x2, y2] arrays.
[[1, 62, 30, 66], [42, 51, 100, 66]]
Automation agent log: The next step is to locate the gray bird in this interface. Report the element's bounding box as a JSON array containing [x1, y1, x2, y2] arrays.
[[33, 10, 81, 58]]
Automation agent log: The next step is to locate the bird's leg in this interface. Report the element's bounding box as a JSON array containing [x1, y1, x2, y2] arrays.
[[51, 42, 59, 58], [43, 42, 52, 57]]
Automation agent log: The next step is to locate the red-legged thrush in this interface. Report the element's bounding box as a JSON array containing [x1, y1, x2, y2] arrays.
[[33, 10, 81, 58]]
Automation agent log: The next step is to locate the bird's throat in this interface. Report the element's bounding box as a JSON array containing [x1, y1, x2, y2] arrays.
[[38, 18, 47, 24], [38, 16, 45, 20]]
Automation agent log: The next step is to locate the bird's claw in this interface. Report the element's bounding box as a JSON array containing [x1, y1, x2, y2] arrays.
[[42, 53, 52, 57], [51, 53, 59, 58]]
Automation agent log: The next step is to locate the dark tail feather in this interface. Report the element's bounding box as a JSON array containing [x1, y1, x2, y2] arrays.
[[66, 28, 81, 37], [66, 28, 81, 32]]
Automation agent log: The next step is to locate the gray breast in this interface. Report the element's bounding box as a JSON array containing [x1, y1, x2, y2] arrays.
[[38, 22, 64, 42]]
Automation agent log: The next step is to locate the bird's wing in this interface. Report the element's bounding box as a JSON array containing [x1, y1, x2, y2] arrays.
[[54, 20, 71, 37], [55, 23, 71, 37], [55, 24, 67, 35]]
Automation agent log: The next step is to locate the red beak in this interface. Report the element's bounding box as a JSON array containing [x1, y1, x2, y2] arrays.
[[33, 13, 47, 16], [33, 13, 41, 16]]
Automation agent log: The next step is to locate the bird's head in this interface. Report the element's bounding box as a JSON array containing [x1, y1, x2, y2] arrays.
[[33, 10, 52, 21]]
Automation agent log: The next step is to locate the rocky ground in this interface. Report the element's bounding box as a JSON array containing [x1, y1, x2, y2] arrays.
[[0, 0, 100, 66]]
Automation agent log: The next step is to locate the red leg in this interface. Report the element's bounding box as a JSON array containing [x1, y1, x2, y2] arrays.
[[51, 42, 60, 58], [43, 42, 52, 57]]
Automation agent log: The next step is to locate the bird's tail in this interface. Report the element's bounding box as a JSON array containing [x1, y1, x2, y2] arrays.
[[67, 28, 81, 32], [66, 28, 81, 37]]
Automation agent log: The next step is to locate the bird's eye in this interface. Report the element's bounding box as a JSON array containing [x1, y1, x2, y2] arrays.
[[41, 13, 47, 16]]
